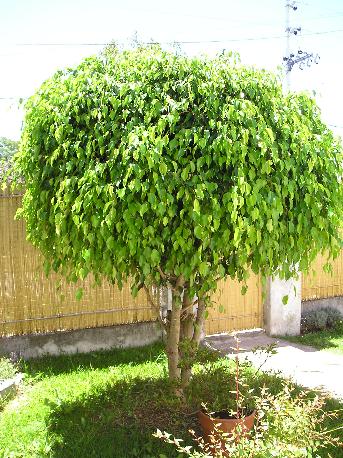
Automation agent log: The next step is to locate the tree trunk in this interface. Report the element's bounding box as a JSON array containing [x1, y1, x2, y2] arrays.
[[180, 294, 207, 389], [192, 297, 206, 347], [180, 289, 195, 389], [165, 278, 207, 394], [166, 278, 184, 384]]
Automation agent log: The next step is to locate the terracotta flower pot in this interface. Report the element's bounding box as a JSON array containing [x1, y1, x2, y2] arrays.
[[198, 408, 255, 443]]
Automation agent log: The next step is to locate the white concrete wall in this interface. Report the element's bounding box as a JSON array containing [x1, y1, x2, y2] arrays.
[[302, 296, 343, 315], [264, 276, 301, 336], [0, 321, 162, 359]]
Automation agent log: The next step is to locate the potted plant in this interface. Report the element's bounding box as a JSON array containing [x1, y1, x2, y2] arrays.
[[197, 336, 255, 443]]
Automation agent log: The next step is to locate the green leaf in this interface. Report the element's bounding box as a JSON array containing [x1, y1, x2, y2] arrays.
[[241, 285, 248, 296], [91, 214, 100, 228], [131, 285, 139, 297], [76, 288, 84, 301], [117, 188, 125, 198], [139, 203, 148, 217], [251, 208, 259, 221], [193, 199, 200, 215], [176, 188, 184, 200], [159, 162, 167, 175], [194, 225, 203, 240], [266, 219, 273, 232], [265, 127, 275, 143], [282, 295, 289, 305], [181, 168, 188, 180], [199, 262, 209, 276], [107, 236, 115, 250], [213, 218, 220, 231], [82, 249, 91, 262], [151, 249, 160, 266]]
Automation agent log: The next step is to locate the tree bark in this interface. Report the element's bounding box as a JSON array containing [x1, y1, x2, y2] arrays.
[[192, 297, 206, 347], [180, 289, 195, 389], [165, 278, 207, 393], [166, 277, 184, 384]]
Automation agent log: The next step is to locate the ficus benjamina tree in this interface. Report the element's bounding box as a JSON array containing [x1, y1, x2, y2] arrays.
[[15, 46, 342, 391]]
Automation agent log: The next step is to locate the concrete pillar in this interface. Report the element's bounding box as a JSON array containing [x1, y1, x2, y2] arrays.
[[264, 276, 301, 336]]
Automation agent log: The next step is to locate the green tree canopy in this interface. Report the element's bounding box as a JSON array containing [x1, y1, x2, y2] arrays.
[[0, 137, 18, 160], [0, 137, 19, 185], [16, 46, 343, 388]]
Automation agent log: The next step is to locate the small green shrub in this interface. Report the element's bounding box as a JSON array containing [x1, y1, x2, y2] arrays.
[[326, 307, 343, 328], [302, 309, 327, 332], [301, 307, 343, 333], [0, 357, 17, 382], [156, 385, 342, 457], [0, 358, 18, 412]]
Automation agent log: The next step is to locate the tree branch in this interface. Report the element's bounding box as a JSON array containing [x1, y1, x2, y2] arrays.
[[180, 298, 198, 320], [157, 266, 167, 280], [143, 285, 167, 332], [192, 297, 206, 346], [175, 275, 185, 289], [157, 266, 178, 282]]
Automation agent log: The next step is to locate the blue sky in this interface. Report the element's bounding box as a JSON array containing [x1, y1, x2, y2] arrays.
[[0, 0, 342, 139]]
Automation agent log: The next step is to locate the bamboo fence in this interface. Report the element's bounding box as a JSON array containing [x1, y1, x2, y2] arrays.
[[205, 273, 263, 335], [0, 193, 158, 337], [1, 192, 342, 337], [302, 251, 343, 301]]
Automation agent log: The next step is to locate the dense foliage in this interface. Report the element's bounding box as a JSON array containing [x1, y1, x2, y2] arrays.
[[16, 46, 343, 384], [17, 47, 342, 291]]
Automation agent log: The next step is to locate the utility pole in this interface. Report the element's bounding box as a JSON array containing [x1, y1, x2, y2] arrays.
[[269, 2, 321, 339], [283, 1, 320, 91], [265, 2, 305, 340], [285, 1, 292, 90]]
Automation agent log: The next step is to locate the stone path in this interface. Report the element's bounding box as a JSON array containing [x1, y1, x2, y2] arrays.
[[204, 330, 343, 400]]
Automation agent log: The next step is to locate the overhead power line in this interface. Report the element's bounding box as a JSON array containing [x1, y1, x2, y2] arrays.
[[304, 28, 343, 36], [0, 27, 342, 48], [296, 0, 343, 16], [328, 124, 343, 129]]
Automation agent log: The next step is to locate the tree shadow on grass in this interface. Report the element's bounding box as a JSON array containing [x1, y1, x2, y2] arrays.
[[20, 341, 166, 380], [45, 375, 198, 458], [42, 361, 292, 458], [16, 344, 343, 458]]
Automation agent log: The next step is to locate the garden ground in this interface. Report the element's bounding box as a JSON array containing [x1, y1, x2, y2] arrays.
[[285, 322, 343, 355], [205, 329, 343, 400], [0, 341, 342, 457]]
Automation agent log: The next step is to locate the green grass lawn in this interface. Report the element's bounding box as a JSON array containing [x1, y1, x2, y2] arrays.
[[0, 342, 342, 457], [285, 323, 343, 354]]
